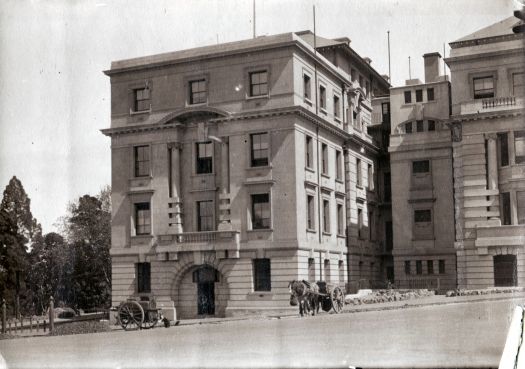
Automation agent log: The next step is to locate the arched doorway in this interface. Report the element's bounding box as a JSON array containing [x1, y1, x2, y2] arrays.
[[494, 255, 517, 287], [193, 266, 218, 315]]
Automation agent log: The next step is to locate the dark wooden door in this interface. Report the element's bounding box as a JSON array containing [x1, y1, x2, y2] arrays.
[[494, 255, 517, 287], [197, 282, 215, 315]]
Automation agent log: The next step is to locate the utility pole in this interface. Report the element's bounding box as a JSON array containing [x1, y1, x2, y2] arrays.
[[387, 31, 391, 82], [253, 0, 256, 38], [408, 56, 412, 80]]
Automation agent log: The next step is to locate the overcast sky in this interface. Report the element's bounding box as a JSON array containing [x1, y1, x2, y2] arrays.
[[0, 0, 518, 234]]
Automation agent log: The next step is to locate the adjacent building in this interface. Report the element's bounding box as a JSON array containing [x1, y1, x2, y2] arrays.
[[102, 32, 389, 319]]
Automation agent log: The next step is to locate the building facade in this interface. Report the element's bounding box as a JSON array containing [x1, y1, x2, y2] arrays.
[[446, 17, 525, 288], [102, 32, 389, 318]]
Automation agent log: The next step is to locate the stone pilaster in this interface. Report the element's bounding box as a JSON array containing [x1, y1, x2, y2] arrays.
[[218, 137, 232, 231], [168, 142, 183, 234]]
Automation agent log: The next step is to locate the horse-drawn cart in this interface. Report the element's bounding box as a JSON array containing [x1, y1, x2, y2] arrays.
[[289, 280, 345, 315], [117, 299, 166, 330], [315, 281, 345, 313]]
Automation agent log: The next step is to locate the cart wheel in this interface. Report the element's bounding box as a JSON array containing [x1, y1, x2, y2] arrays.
[[142, 310, 159, 330], [330, 286, 345, 314], [118, 300, 144, 330]]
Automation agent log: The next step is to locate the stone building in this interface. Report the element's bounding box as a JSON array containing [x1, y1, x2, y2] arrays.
[[387, 54, 456, 291], [446, 16, 525, 288], [102, 32, 389, 318]]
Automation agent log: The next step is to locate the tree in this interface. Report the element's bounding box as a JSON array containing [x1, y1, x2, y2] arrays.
[[0, 176, 40, 316]]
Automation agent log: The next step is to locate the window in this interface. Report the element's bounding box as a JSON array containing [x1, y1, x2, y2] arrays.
[[416, 120, 424, 132], [307, 195, 315, 230], [308, 258, 315, 281], [323, 199, 330, 234], [337, 203, 344, 236], [338, 260, 345, 283], [324, 259, 331, 282], [439, 260, 445, 274], [334, 95, 341, 119], [513, 72, 524, 96], [251, 194, 270, 229], [251, 133, 269, 167], [515, 131, 525, 164], [135, 202, 151, 235], [416, 260, 422, 275], [405, 122, 413, 134], [427, 88, 435, 101], [336, 150, 343, 180], [413, 160, 430, 174], [405, 260, 411, 275], [305, 135, 313, 168], [253, 259, 271, 291], [134, 88, 150, 112], [404, 91, 412, 104], [368, 210, 373, 240], [501, 192, 511, 226], [137, 262, 151, 293], [350, 69, 356, 81], [321, 144, 328, 175], [189, 79, 206, 105], [518, 191, 525, 224], [383, 173, 391, 202], [303, 74, 311, 100], [382, 102, 390, 115], [357, 208, 363, 239], [498, 132, 509, 167], [134, 146, 150, 177], [196, 142, 213, 174], [356, 158, 362, 187], [197, 201, 214, 231], [416, 89, 423, 102], [414, 209, 432, 223], [367, 163, 374, 190], [319, 85, 326, 110], [428, 120, 436, 131], [249, 71, 268, 97], [473, 76, 494, 99], [385, 221, 393, 251], [427, 260, 434, 275]]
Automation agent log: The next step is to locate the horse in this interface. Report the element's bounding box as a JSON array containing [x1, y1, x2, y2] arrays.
[[288, 280, 320, 317]]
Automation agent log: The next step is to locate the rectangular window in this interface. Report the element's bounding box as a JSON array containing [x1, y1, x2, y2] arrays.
[[428, 120, 436, 131], [308, 258, 315, 282], [253, 259, 271, 291], [427, 260, 434, 275], [382, 102, 390, 115], [414, 209, 432, 223], [134, 88, 150, 112], [413, 160, 430, 174], [321, 144, 328, 175], [405, 260, 411, 275], [137, 262, 151, 293], [515, 131, 525, 164], [251, 194, 270, 229], [189, 79, 206, 105], [303, 74, 311, 100], [251, 133, 269, 167], [134, 145, 150, 177], [501, 192, 511, 226], [197, 200, 214, 231], [404, 91, 412, 104], [357, 208, 363, 239], [249, 71, 268, 97], [196, 142, 213, 174], [337, 203, 344, 236], [439, 260, 445, 274], [305, 135, 313, 168], [356, 158, 362, 187], [416, 260, 422, 275], [319, 85, 326, 110], [427, 88, 435, 101], [498, 133, 509, 167], [367, 163, 374, 190], [334, 95, 340, 119], [307, 195, 315, 230], [416, 89, 423, 102], [513, 72, 524, 96], [336, 150, 343, 180], [324, 259, 331, 283], [405, 122, 413, 134], [416, 120, 424, 132], [323, 199, 330, 234], [338, 260, 344, 283], [473, 76, 494, 99], [517, 191, 525, 224], [134, 202, 151, 235]]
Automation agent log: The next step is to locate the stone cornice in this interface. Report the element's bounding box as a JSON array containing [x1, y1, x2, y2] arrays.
[[449, 33, 523, 49], [445, 47, 524, 64], [449, 109, 524, 123]]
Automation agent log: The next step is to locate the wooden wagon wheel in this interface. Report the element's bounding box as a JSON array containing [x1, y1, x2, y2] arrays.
[[118, 300, 144, 331], [330, 286, 345, 314]]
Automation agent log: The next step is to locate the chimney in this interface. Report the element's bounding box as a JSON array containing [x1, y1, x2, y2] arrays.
[[423, 52, 441, 83]]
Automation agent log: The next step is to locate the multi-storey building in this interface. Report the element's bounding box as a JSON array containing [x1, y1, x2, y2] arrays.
[[446, 16, 525, 288], [388, 53, 456, 291], [102, 32, 389, 319]]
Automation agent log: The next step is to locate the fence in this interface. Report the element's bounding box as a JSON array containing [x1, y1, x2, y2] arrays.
[[1, 297, 56, 336]]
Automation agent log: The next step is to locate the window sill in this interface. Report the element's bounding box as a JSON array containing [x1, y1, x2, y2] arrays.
[[246, 94, 269, 101], [306, 228, 317, 233], [192, 172, 215, 177], [322, 231, 332, 236], [356, 184, 364, 190], [130, 108, 151, 116], [248, 228, 273, 233], [334, 117, 342, 123], [186, 102, 208, 108], [132, 175, 153, 180], [335, 178, 344, 184], [320, 108, 328, 114], [304, 98, 313, 106], [337, 234, 346, 239], [321, 173, 330, 179], [305, 166, 315, 173], [131, 234, 153, 239]]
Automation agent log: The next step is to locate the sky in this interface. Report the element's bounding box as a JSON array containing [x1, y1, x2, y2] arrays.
[[0, 0, 519, 234]]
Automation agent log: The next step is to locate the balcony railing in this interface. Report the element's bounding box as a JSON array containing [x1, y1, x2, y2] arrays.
[[158, 230, 240, 245], [459, 96, 524, 114], [482, 96, 516, 109]]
